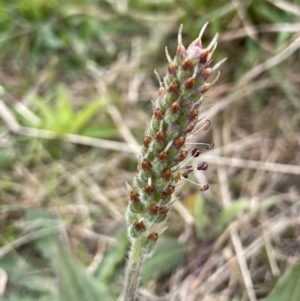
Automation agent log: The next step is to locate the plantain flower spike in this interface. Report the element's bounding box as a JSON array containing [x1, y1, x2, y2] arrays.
[[123, 23, 226, 301]]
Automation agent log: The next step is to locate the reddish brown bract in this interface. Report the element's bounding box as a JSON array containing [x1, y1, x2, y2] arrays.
[[184, 77, 195, 89], [187, 121, 197, 133], [154, 108, 164, 120], [173, 136, 185, 148], [200, 83, 210, 94], [202, 68, 212, 79], [158, 86, 166, 96], [168, 81, 179, 94], [147, 233, 158, 242], [158, 205, 169, 214], [161, 169, 172, 180], [149, 204, 158, 214], [182, 58, 193, 71], [157, 151, 167, 161], [170, 101, 180, 113], [162, 185, 175, 196], [168, 62, 177, 74], [176, 150, 188, 162], [130, 191, 140, 203], [143, 136, 151, 148], [141, 159, 152, 171], [144, 184, 154, 194], [199, 49, 209, 64], [134, 221, 145, 232], [176, 43, 186, 55], [155, 131, 165, 143], [188, 109, 198, 121]]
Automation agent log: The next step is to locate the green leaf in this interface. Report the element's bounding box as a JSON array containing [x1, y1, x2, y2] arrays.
[[54, 85, 74, 131], [141, 237, 185, 284], [97, 229, 128, 284], [260, 260, 300, 301], [194, 194, 207, 238], [80, 124, 119, 138], [0, 253, 56, 295], [31, 96, 56, 130], [0, 293, 53, 301], [56, 251, 114, 301], [24, 208, 61, 260], [71, 98, 107, 133], [23, 208, 113, 301], [215, 199, 250, 229]]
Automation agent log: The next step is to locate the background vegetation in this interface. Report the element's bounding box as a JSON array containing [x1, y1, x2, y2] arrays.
[[0, 0, 299, 300]]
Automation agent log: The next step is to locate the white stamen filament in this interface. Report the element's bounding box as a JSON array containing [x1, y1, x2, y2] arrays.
[[178, 24, 183, 45], [207, 33, 219, 51], [198, 22, 209, 40], [165, 46, 173, 63], [212, 58, 228, 72]]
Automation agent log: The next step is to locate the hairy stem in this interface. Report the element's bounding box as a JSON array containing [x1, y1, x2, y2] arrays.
[[123, 238, 145, 301]]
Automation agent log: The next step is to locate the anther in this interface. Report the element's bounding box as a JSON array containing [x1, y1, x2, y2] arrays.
[[206, 142, 215, 150], [191, 147, 201, 157], [203, 120, 211, 130], [190, 120, 211, 136], [173, 136, 185, 148], [182, 177, 209, 191], [197, 162, 208, 170], [200, 184, 209, 191]]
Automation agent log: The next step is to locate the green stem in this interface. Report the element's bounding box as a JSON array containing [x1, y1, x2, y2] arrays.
[[124, 237, 145, 301]]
